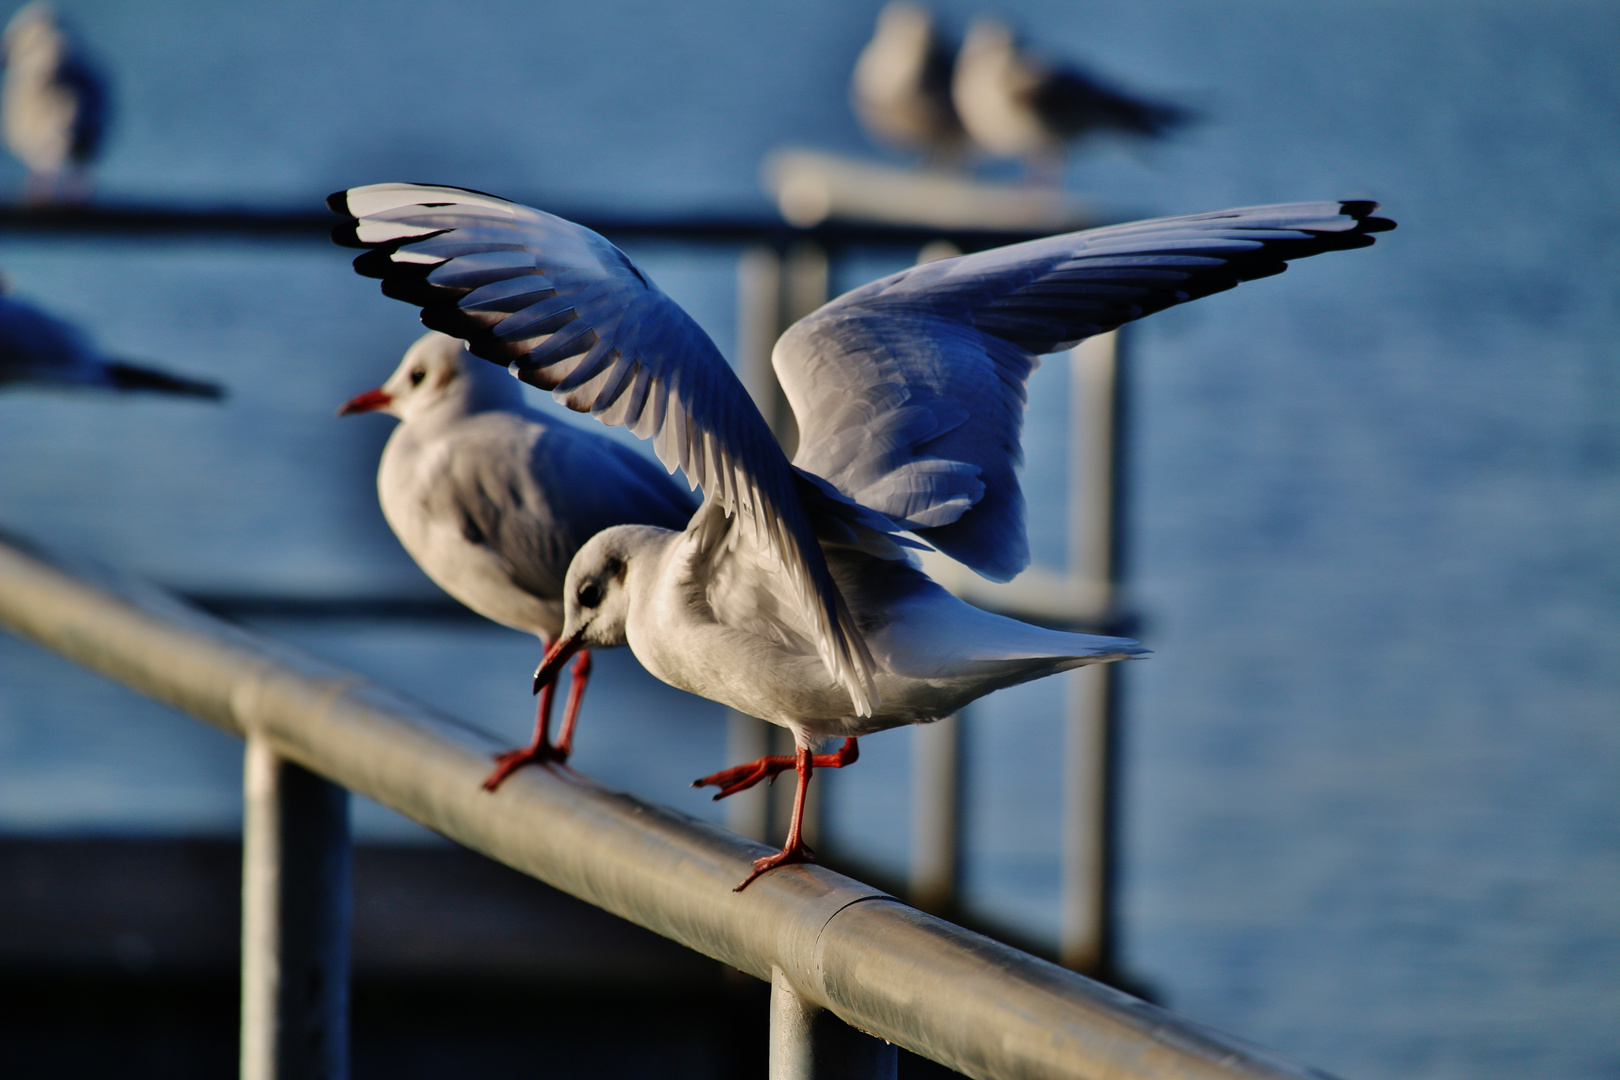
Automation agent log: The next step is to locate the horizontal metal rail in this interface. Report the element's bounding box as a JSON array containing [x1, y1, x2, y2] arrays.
[[0, 201, 1061, 252], [0, 533, 1335, 1080], [180, 591, 488, 624]]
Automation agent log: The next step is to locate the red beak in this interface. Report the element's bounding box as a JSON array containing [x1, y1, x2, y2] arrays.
[[532, 630, 585, 694], [337, 387, 392, 416]]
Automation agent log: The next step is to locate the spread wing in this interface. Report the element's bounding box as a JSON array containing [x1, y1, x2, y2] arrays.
[[776, 200, 1394, 580], [330, 183, 880, 713]]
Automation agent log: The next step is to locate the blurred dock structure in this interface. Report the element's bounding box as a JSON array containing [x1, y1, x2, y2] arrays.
[[0, 532, 1331, 1080], [763, 148, 1088, 230]]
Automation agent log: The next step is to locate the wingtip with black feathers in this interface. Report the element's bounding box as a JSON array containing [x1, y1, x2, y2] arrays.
[[104, 362, 225, 400], [1339, 200, 1396, 235]]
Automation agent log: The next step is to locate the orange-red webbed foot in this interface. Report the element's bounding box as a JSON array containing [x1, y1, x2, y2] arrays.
[[481, 740, 565, 792], [694, 737, 859, 801], [692, 754, 797, 800], [733, 840, 816, 892]]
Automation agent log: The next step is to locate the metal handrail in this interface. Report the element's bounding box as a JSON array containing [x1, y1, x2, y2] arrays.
[[0, 534, 1334, 1080]]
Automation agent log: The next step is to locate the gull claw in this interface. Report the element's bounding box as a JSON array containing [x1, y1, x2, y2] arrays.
[[481, 741, 567, 792], [734, 843, 816, 892]]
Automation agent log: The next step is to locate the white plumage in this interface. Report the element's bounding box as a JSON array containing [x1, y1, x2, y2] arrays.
[[332, 184, 1393, 887], [850, 2, 965, 162]]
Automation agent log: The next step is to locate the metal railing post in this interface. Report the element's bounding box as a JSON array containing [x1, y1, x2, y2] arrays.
[[733, 242, 830, 847], [904, 240, 968, 916], [241, 735, 352, 1080], [1060, 330, 1122, 975], [743, 240, 895, 1071], [1060, 665, 1113, 974], [771, 967, 897, 1080], [909, 712, 962, 913]]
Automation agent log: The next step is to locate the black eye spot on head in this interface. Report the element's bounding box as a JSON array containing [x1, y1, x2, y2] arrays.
[[409, 367, 426, 387], [577, 581, 604, 609]]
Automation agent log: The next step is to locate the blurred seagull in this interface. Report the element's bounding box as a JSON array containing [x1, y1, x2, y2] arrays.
[[851, 2, 966, 163], [338, 330, 696, 790], [2, 2, 111, 203], [952, 16, 1189, 174], [331, 183, 1393, 888], [0, 282, 221, 398]]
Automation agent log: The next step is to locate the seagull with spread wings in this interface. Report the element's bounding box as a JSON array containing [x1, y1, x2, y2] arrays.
[[331, 185, 1392, 888]]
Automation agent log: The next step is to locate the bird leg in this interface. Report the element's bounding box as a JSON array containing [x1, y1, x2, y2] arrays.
[[552, 650, 593, 761], [22, 171, 58, 207], [692, 736, 859, 801], [730, 739, 859, 892], [1025, 151, 1066, 191], [481, 651, 565, 793]]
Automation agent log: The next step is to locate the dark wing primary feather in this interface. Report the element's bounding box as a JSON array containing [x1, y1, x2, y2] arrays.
[[102, 361, 222, 399], [330, 183, 879, 713], [776, 200, 1394, 581], [1033, 66, 1189, 140]]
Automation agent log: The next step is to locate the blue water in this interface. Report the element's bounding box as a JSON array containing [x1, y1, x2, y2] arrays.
[[1, 2, 1617, 1078]]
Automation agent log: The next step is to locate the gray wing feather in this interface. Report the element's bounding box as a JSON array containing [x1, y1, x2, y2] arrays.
[[332, 183, 880, 713], [420, 416, 694, 603], [417, 421, 574, 603], [777, 200, 1393, 581]]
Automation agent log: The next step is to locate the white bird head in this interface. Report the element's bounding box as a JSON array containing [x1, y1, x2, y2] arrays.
[[529, 524, 672, 691], [337, 330, 523, 423], [4, 4, 66, 71], [959, 16, 1016, 66], [871, 2, 935, 52]]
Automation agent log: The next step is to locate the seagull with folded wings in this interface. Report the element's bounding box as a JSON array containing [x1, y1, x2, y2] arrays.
[[2, 2, 111, 203], [953, 16, 1190, 173], [338, 330, 696, 790], [851, 2, 968, 163]]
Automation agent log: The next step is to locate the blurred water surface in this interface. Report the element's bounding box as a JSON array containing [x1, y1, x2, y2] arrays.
[[0, 3, 1616, 1078]]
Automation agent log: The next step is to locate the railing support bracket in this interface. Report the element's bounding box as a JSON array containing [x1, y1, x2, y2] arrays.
[[771, 967, 897, 1080]]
